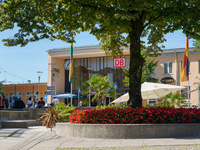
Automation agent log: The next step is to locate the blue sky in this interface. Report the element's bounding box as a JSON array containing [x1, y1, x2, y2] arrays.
[[0, 29, 194, 84]]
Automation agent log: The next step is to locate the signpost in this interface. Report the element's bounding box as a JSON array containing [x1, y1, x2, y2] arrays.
[[78, 86, 81, 107], [46, 91, 56, 95], [114, 82, 118, 89], [46, 86, 56, 103], [113, 57, 126, 68], [47, 86, 56, 91], [114, 82, 118, 99]]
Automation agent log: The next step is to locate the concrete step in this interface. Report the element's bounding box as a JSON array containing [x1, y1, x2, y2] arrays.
[[1, 119, 42, 128], [0, 111, 31, 120]]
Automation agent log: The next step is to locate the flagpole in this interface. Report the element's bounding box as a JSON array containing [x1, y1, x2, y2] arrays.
[[71, 36, 73, 106], [180, 37, 189, 107], [69, 36, 73, 106], [187, 80, 190, 107], [71, 82, 72, 106]]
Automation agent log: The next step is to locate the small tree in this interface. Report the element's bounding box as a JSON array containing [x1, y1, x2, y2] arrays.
[[81, 74, 116, 106]]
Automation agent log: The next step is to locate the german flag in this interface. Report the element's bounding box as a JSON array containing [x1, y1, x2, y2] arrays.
[[181, 37, 189, 82]]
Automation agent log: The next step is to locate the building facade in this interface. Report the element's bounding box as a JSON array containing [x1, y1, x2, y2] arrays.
[[1, 83, 47, 106], [47, 46, 200, 107]]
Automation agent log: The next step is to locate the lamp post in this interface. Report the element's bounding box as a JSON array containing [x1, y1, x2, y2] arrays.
[[37, 71, 43, 100]]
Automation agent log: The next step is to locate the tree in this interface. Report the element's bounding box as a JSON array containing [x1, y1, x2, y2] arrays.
[[123, 51, 158, 87], [81, 74, 116, 106], [0, 81, 5, 95], [0, 88, 4, 96], [193, 39, 200, 51], [1, 1, 200, 108]]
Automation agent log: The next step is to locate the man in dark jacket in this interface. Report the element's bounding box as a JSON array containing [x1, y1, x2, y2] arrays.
[[13, 98, 25, 109], [2, 95, 9, 109]]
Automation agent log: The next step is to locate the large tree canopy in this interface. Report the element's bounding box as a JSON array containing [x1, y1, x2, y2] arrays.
[[1, 0, 200, 107]]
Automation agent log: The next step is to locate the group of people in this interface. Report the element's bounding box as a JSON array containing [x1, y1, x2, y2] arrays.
[[1, 95, 60, 109], [1, 96, 46, 109], [26, 97, 45, 108]]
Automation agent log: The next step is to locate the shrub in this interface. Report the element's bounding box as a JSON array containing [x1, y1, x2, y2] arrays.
[[39, 103, 76, 130], [39, 108, 64, 131], [53, 103, 76, 122], [69, 107, 200, 124]]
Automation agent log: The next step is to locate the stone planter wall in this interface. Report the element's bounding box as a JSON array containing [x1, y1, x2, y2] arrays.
[[56, 123, 200, 139]]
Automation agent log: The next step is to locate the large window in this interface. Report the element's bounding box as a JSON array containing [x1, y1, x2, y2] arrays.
[[164, 62, 172, 74], [69, 56, 128, 94]]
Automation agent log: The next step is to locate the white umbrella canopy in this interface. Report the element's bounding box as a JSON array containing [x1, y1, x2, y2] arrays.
[[141, 82, 186, 99], [111, 93, 129, 104], [111, 82, 186, 104]]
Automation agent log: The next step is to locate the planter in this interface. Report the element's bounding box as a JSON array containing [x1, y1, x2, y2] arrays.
[[56, 123, 200, 139]]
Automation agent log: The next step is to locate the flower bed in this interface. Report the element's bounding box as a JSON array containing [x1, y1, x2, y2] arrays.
[[69, 107, 200, 124]]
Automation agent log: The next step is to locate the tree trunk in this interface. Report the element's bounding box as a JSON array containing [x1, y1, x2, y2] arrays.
[[97, 96, 101, 107], [128, 18, 145, 108]]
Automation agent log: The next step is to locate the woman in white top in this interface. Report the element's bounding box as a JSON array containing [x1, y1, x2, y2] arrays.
[[27, 97, 35, 108]]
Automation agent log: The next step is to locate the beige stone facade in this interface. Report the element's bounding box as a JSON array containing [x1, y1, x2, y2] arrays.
[[47, 46, 200, 107]]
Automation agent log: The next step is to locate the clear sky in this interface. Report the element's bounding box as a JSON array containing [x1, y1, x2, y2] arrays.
[[0, 29, 194, 84]]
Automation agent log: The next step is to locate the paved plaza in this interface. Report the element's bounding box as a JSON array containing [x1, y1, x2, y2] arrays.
[[0, 126, 200, 150]]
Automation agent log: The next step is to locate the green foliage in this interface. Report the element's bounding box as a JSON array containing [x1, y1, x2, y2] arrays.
[[96, 103, 131, 110], [145, 92, 187, 108], [81, 74, 116, 106], [0, 87, 5, 96], [39, 103, 75, 130], [53, 102, 76, 122], [193, 39, 200, 51], [123, 52, 158, 87], [158, 92, 187, 108], [82, 98, 89, 105]]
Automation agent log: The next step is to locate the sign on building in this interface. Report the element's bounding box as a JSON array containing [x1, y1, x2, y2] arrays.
[[46, 91, 56, 95], [113, 57, 126, 68], [47, 86, 56, 90], [46, 86, 56, 95]]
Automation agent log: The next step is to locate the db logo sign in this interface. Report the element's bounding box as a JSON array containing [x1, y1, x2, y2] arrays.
[[113, 57, 126, 68]]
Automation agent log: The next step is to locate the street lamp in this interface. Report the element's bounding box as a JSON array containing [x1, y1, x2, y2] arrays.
[[37, 71, 43, 100]]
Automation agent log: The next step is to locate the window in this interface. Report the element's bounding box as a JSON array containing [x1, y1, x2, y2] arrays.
[[181, 61, 190, 72], [26, 91, 30, 96], [164, 62, 172, 74], [108, 73, 113, 82], [149, 99, 156, 106]]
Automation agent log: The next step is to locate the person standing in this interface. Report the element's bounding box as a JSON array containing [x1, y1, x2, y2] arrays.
[[52, 96, 59, 105], [27, 97, 34, 108], [13, 97, 25, 109], [2, 95, 8, 109], [37, 97, 45, 108]]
